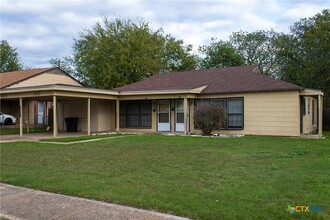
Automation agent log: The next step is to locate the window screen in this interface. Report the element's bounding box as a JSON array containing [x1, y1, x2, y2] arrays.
[[140, 102, 152, 128], [211, 99, 226, 108], [120, 101, 152, 128], [227, 99, 243, 129], [195, 99, 210, 107], [194, 98, 243, 130]]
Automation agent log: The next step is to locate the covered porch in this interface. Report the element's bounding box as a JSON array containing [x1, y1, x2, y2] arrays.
[[0, 85, 118, 137], [116, 88, 204, 135]]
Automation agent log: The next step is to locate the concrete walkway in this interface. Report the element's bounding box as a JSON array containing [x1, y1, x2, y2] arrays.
[[0, 184, 190, 220], [0, 132, 89, 143]]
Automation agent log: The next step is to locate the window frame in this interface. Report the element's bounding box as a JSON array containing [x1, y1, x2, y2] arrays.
[[227, 98, 244, 130], [312, 99, 315, 125], [194, 97, 244, 130], [175, 99, 184, 124], [302, 97, 307, 116]]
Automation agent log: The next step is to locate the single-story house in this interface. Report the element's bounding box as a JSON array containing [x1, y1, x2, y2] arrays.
[[0, 65, 323, 138]]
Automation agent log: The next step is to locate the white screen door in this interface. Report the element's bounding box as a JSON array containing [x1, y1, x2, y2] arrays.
[[37, 101, 45, 124], [175, 100, 184, 132], [158, 100, 170, 131]]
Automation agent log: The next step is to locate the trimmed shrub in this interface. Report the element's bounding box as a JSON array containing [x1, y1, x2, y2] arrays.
[[194, 104, 227, 135]]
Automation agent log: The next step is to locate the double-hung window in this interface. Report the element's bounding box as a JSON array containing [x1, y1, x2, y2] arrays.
[[227, 98, 243, 129]]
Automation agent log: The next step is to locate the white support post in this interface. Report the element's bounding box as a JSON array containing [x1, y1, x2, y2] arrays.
[[318, 95, 323, 137], [53, 95, 58, 137], [26, 100, 30, 134], [116, 99, 120, 132], [87, 98, 91, 135], [183, 97, 188, 135], [19, 98, 23, 137]]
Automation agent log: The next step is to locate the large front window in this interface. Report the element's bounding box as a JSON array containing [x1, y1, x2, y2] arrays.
[[120, 101, 152, 128], [195, 98, 243, 130], [227, 99, 243, 129]]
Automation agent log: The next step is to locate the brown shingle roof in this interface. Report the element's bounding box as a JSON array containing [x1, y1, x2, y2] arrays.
[[113, 65, 303, 94], [0, 68, 55, 89]]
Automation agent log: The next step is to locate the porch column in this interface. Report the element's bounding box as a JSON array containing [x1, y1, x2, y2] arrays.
[[183, 97, 188, 135], [19, 97, 23, 137], [26, 100, 30, 134], [53, 95, 58, 137], [116, 99, 120, 132], [87, 98, 91, 135], [318, 95, 323, 137]]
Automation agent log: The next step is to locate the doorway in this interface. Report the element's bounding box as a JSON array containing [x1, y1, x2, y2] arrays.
[[158, 100, 170, 131], [175, 100, 184, 132]]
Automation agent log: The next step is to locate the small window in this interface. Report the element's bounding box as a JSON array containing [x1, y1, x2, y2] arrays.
[[307, 98, 310, 114], [177, 113, 184, 123], [159, 113, 169, 123], [302, 98, 307, 115]]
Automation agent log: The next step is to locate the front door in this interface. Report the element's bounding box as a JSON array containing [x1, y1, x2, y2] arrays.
[[158, 100, 170, 131], [37, 101, 45, 124], [175, 100, 184, 132]]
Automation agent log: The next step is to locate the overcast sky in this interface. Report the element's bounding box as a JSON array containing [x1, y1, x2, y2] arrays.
[[1, 0, 328, 68]]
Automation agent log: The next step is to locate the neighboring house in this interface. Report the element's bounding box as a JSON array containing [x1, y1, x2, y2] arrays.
[[0, 67, 83, 127], [0, 65, 323, 137]]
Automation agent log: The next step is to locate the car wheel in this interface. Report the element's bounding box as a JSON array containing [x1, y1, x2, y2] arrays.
[[4, 118, 12, 125]]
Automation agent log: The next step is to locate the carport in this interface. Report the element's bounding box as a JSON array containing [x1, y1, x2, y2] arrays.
[[0, 85, 118, 137]]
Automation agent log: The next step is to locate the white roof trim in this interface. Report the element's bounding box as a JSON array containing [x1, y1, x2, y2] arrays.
[[0, 84, 119, 96], [117, 85, 208, 95]]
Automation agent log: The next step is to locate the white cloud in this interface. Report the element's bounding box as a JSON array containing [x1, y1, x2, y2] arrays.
[[282, 3, 326, 21], [1, 0, 328, 68]]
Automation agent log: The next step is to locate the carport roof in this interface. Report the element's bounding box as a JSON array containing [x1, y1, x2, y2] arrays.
[[0, 84, 118, 100]]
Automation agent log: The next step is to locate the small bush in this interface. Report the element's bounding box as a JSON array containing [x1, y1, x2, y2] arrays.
[[194, 104, 227, 135]]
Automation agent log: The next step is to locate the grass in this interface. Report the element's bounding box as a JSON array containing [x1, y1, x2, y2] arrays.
[[40, 133, 125, 142], [0, 127, 48, 135], [1, 132, 329, 220]]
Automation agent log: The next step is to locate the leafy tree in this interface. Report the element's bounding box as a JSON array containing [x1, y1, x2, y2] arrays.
[[277, 9, 330, 107], [198, 39, 245, 69], [230, 30, 280, 77], [73, 17, 197, 89], [0, 40, 23, 72], [194, 104, 227, 136], [48, 56, 82, 80], [162, 36, 197, 72]]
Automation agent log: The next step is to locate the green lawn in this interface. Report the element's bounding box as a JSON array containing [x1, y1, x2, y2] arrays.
[[1, 133, 329, 220], [0, 127, 48, 135]]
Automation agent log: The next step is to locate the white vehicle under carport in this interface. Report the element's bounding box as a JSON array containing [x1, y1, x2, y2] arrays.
[[0, 112, 17, 125]]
